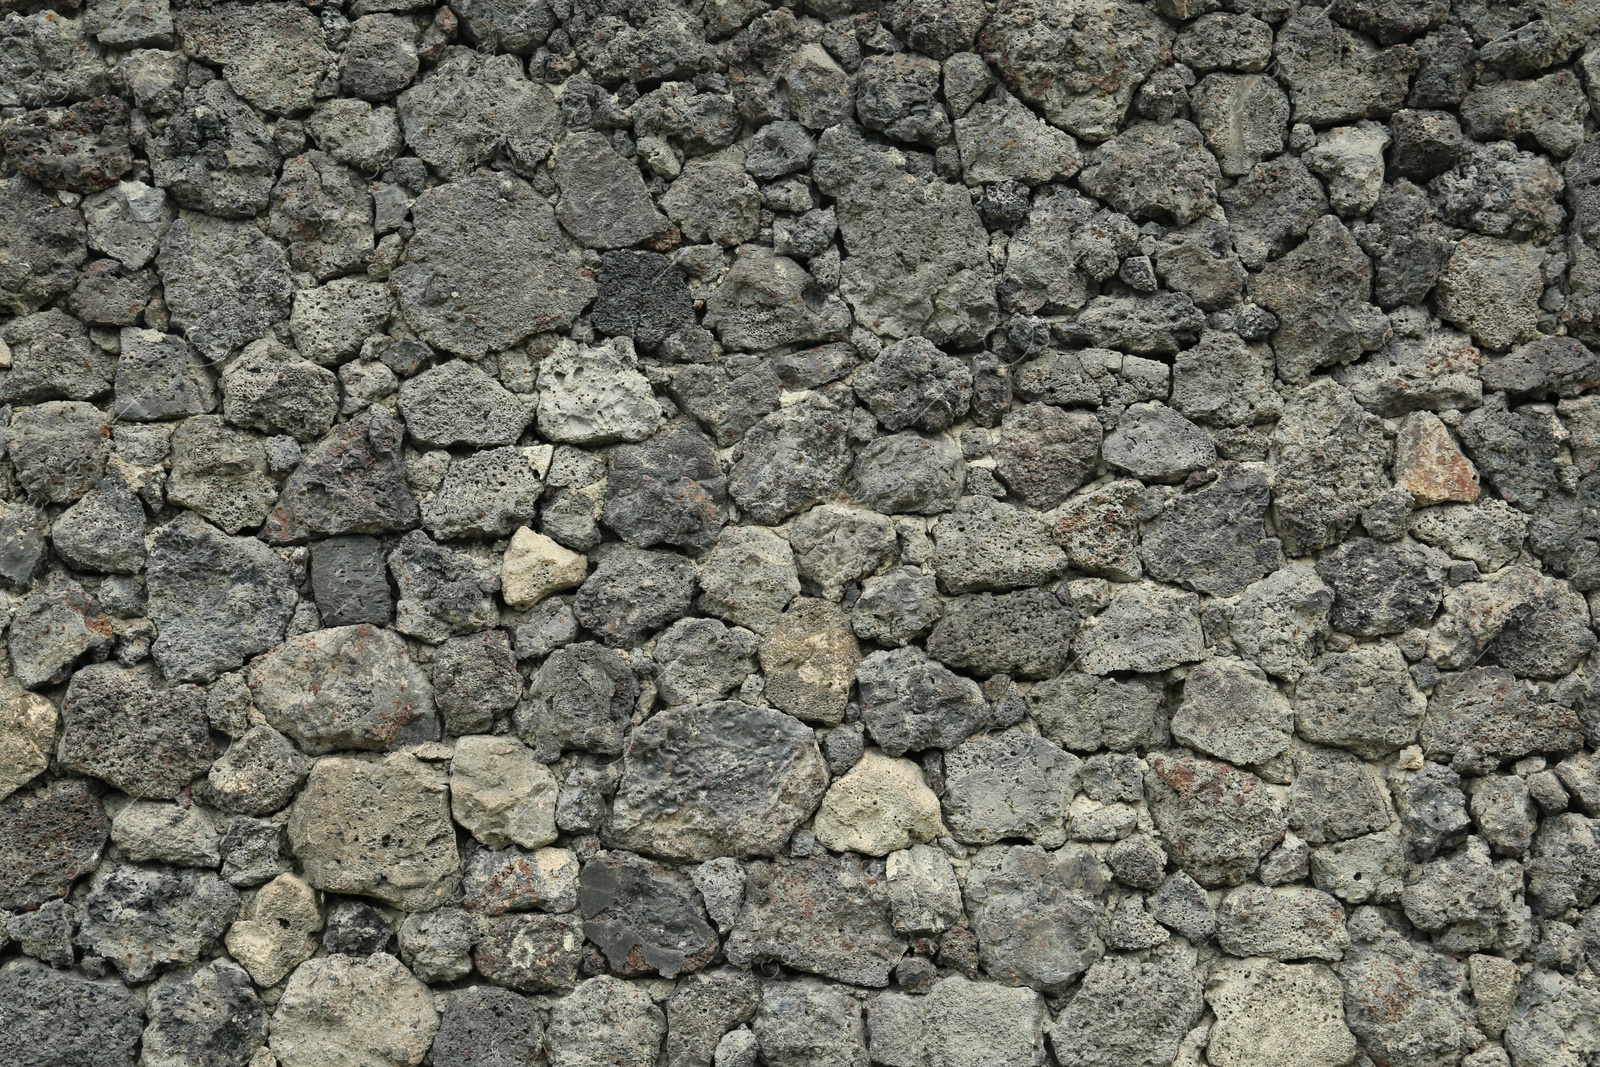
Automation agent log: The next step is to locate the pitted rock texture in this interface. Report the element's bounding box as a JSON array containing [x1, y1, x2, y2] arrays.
[[4, 1, 1600, 1066]]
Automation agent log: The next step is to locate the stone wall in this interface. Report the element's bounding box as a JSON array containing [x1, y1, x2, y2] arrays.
[[2, 0, 1600, 1064]]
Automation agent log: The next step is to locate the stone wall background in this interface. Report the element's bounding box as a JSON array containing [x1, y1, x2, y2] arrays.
[[2, 0, 1600, 1064]]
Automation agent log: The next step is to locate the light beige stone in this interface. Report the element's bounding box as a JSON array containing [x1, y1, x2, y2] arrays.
[[287, 751, 460, 911], [1206, 958, 1359, 1067], [814, 750, 946, 856], [501, 526, 588, 609], [0, 678, 56, 801], [450, 734, 560, 850], [758, 597, 861, 726], [1469, 953, 1520, 1038], [270, 953, 438, 1067], [225, 873, 322, 987]]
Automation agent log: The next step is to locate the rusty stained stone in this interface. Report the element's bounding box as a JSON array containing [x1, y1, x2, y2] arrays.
[[1395, 410, 1480, 505], [0, 779, 109, 910], [0, 97, 134, 193]]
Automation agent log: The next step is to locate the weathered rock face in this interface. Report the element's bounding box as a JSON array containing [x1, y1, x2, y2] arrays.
[[9, 2, 1600, 1065], [605, 701, 828, 861]]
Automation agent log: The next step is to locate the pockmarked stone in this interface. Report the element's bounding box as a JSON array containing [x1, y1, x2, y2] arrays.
[[962, 843, 1110, 993], [270, 954, 439, 1067], [870, 975, 1050, 1067], [146, 512, 296, 683], [248, 625, 438, 754], [545, 976, 667, 1067], [1146, 751, 1288, 887], [462, 845, 578, 916], [450, 734, 560, 850], [814, 750, 946, 856], [287, 751, 461, 911], [76, 862, 240, 982], [0, 961, 145, 1067], [56, 663, 212, 798], [263, 411, 420, 542], [606, 700, 828, 861], [223, 873, 322, 987], [141, 959, 266, 1067], [1047, 940, 1204, 1067], [517, 640, 638, 759], [392, 171, 594, 357], [759, 597, 861, 726], [1205, 958, 1361, 1067], [0, 779, 108, 910], [726, 853, 906, 987], [942, 730, 1080, 849], [472, 913, 584, 993]]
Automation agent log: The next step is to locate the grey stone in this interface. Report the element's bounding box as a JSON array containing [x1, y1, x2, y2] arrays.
[[1146, 751, 1287, 887], [147, 82, 279, 219], [1028, 672, 1165, 754], [7, 400, 109, 505], [141, 960, 266, 1067], [287, 751, 460, 912], [572, 545, 694, 648], [1296, 644, 1427, 759], [1288, 744, 1394, 845], [1079, 121, 1219, 225], [856, 646, 988, 755], [110, 328, 215, 422], [926, 586, 1079, 680], [432, 987, 543, 1067], [607, 700, 827, 861], [393, 171, 593, 357], [389, 530, 500, 644], [930, 496, 1066, 594], [0, 176, 87, 316], [695, 526, 799, 632], [977, 0, 1168, 142], [703, 247, 850, 352], [579, 849, 718, 978], [753, 978, 867, 1067], [156, 213, 291, 363], [145, 512, 296, 683], [852, 337, 972, 434], [942, 729, 1080, 848], [1048, 941, 1204, 1067], [269, 953, 439, 1067], [963, 843, 1109, 993], [0, 310, 113, 405], [1317, 538, 1448, 637], [813, 124, 995, 346], [165, 417, 278, 534], [423, 446, 549, 541], [728, 391, 858, 524], [1075, 582, 1203, 675], [871, 975, 1049, 1067], [0, 779, 108, 910], [76, 863, 239, 982], [264, 412, 419, 542], [1206, 958, 1361, 1067], [249, 625, 437, 754], [0, 961, 144, 1067], [57, 663, 212, 798], [849, 431, 966, 516], [1422, 668, 1583, 771], [727, 853, 904, 987], [310, 536, 393, 626], [1171, 658, 1292, 766], [1271, 379, 1391, 555]]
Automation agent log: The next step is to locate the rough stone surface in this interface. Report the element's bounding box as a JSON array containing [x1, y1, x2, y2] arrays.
[[5, 5, 1600, 1065]]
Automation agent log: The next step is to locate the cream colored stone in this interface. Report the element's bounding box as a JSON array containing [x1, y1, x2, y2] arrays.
[[225, 873, 322, 987], [500, 526, 588, 609], [449, 734, 560, 850], [1469, 953, 1520, 1038], [110, 800, 221, 867], [1206, 958, 1359, 1067], [0, 678, 56, 801], [813, 749, 946, 856], [270, 953, 438, 1067]]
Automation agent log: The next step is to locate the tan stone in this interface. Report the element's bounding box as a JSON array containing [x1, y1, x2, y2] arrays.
[[1395, 411, 1479, 505], [1469, 953, 1519, 1038], [270, 954, 438, 1067], [814, 750, 946, 856], [449, 734, 560, 850], [1206, 958, 1359, 1067], [0, 678, 56, 801], [287, 751, 460, 911], [758, 597, 861, 726], [501, 526, 588, 608], [225, 873, 322, 987]]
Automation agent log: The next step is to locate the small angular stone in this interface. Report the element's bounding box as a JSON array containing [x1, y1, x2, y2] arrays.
[[943, 730, 1080, 849], [962, 843, 1109, 993], [57, 663, 212, 798], [451, 735, 559, 850], [759, 598, 860, 726], [579, 850, 718, 977]]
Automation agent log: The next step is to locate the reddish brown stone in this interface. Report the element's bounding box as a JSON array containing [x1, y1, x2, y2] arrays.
[[472, 913, 584, 993], [0, 779, 109, 909], [1395, 410, 1480, 505]]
